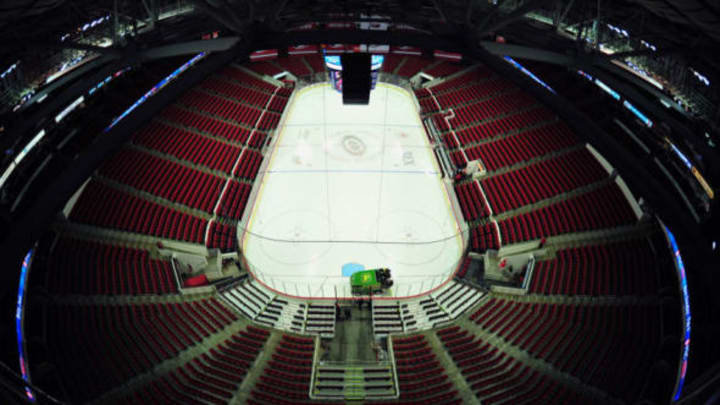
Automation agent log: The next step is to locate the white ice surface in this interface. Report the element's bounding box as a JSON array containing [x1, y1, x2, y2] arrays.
[[241, 83, 463, 298]]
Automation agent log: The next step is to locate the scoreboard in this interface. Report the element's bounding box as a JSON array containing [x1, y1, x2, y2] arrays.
[[324, 54, 384, 93]]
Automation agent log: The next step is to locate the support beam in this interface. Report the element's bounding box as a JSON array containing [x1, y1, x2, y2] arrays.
[[53, 41, 122, 56], [141, 0, 157, 30], [610, 46, 682, 59], [432, 0, 448, 23], [478, 0, 551, 37], [250, 30, 462, 52], [20, 55, 118, 112], [556, 0, 576, 32], [113, 0, 121, 45], [465, 0, 474, 26], [190, 0, 243, 32], [139, 37, 241, 60], [475, 1, 503, 34], [480, 40, 574, 65], [478, 39, 690, 120]]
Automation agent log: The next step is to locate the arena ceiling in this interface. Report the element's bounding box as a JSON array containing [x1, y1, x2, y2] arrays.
[[0, 0, 718, 124], [0, 0, 718, 52]]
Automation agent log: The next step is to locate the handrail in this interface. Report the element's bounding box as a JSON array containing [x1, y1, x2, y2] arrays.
[[387, 336, 401, 399], [308, 335, 321, 399], [170, 256, 182, 291]]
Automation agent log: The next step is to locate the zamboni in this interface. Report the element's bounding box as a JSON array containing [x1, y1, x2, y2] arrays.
[[350, 268, 394, 296]]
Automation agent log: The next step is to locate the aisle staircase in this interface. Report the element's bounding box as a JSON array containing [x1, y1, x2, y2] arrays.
[[311, 363, 398, 401], [371, 281, 487, 337], [218, 279, 274, 321]]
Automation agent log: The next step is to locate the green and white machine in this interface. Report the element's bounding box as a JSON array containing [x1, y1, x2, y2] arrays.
[[350, 268, 393, 295]]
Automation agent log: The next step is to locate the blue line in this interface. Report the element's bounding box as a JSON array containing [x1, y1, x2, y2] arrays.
[[266, 169, 439, 175]]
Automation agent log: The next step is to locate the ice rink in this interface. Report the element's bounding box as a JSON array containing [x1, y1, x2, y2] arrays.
[[240, 83, 464, 298]]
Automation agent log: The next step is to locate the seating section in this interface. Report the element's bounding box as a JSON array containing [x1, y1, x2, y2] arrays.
[[207, 221, 237, 251], [450, 149, 467, 169], [221, 280, 276, 321], [132, 121, 241, 174], [303, 54, 326, 75], [305, 304, 336, 337], [529, 240, 659, 296], [382, 54, 404, 74], [470, 223, 500, 253], [396, 56, 434, 78], [268, 95, 290, 113], [451, 106, 555, 147], [47, 238, 177, 295], [378, 334, 460, 405], [98, 148, 224, 213], [160, 105, 251, 144], [113, 325, 269, 405], [248, 334, 323, 405], [199, 77, 272, 108], [247, 131, 267, 148], [258, 110, 282, 131], [220, 66, 278, 93], [499, 183, 637, 244], [431, 281, 486, 320], [428, 67, 494, 95], [434, 78, 516, 111], [275, 56, 312, 77], [417, 97, 438, 114], [464, 122, 578, 171], [481, 148, 608, 214], [372, 303, 404, 336], [429, 111, 452, 133], [46, 299, 238, 403], [180, 90, 263, 128], [455, 256, 471, 279], [447, 91, 535, 129], [277, 85, 294, 98], [423, 61, 464, 78], [216, 180, 252, 220], [454, 180, 490, 221], [465, 298, 660, 403], [436, 326, 606, 405], [234, 149, 264, 180], [247, 61, 284, 77], [70, 181, 207, 243]]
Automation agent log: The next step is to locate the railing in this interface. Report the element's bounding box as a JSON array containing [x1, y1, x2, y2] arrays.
[[309, 335, 321, 399], [387, 335, 400, 399]]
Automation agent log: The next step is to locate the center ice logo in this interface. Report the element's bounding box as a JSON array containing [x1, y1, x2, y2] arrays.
[[342, 134, 366, 156]]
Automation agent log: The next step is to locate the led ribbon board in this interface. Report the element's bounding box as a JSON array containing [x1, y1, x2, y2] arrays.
[[105, 52, 206, 132], [662, 225, 690, 402], [623, 100, 653, 127], [503, 56, 555, 94], [17, 249, 35, 401]]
